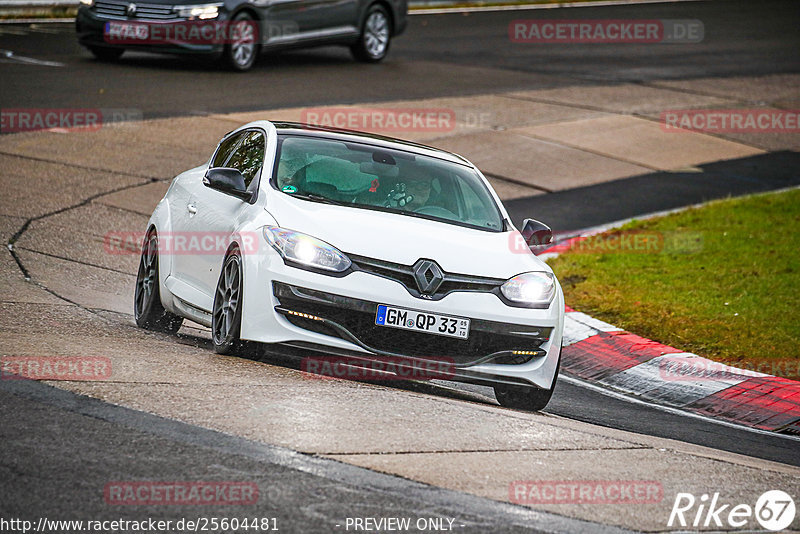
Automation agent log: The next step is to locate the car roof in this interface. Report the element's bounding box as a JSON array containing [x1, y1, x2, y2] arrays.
[[269, 121, 472, 167]]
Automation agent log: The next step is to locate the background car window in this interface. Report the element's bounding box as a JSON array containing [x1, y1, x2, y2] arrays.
[[211, 132, 245, 168], [225, 131, 265, 187]]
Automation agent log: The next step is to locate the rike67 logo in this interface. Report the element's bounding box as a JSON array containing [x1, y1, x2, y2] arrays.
[[668, 490, 796, 531]]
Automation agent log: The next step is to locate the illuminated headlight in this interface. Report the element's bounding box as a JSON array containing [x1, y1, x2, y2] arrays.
[[79, 0, 93, 6], [263, 226, 351, 273], [174, 3, 222, 20], [500, 272, 555, 307]]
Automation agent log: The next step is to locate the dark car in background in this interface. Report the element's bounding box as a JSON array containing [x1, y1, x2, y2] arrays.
[[76, 0, 407, 70]]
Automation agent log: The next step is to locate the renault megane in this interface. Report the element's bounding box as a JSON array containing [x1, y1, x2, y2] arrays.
[[134, 121, 564, 411]]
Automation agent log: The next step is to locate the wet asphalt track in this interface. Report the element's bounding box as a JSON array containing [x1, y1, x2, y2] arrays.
[[1, 1, 799, 530]]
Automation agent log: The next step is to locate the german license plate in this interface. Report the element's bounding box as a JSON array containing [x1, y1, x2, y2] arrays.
[[105, 21, 149, 41], [375, 304, 469, 339]]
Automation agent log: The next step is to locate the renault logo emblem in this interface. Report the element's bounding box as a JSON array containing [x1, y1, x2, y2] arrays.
[[127, 3, 137, 17], [412, 259, 444, 295]]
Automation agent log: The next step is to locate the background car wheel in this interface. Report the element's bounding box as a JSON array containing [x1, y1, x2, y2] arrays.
[[88, 46, 124, 61], [212, 250, 244, 354], [351, 5, 391, 62], [493, 348, 561, 412], [134, 230, 183, 334], [222, 12, 259, 71]]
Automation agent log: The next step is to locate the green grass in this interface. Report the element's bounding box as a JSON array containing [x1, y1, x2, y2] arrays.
[[548, 188, 800, 378]]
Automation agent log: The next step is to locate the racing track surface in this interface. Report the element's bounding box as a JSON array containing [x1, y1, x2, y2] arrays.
[[1, 0, 799, 116], [1, 1, 799, 531]]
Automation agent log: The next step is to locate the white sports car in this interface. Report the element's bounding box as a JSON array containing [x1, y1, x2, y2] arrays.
[[135, 121, 564, 411]]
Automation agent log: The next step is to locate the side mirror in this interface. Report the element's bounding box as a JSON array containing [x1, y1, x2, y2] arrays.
[[203, 168, 253, 201], [521, 218, 553, 246]]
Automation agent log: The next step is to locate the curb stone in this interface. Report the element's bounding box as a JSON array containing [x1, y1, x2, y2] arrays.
[[537, 197, 800, 435]]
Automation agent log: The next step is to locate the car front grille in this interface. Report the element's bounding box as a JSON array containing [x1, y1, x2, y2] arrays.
[[348, 253, 505, 301], [93, 0, 183, 21], [273, 282, 551, 366]]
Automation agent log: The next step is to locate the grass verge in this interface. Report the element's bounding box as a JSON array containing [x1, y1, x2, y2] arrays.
[[548, 188, 800, 380]]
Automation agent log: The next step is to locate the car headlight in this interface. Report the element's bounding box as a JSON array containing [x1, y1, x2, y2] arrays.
[[263, 226, 351, 273], [500, 272, 556, 307], [174, 3, 222, 20], [79, 0, 93, 6]]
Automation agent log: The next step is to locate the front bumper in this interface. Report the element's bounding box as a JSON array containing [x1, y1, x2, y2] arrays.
[[273, 282, 551, 367], [238, 248, 564, 390], [76, 6, 226, 54]]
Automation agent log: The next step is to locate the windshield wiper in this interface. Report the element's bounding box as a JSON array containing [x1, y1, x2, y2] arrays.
[[290, 193, 348, 206]]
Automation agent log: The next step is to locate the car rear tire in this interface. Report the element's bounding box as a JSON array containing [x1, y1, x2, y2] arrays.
[[212, 249, 244, 354], [134, 230, 183, 334], [222, 12, 259, 71], [351, 5, 391, 62], [493, 348, 561, 412], [88, 46, 124, 61]]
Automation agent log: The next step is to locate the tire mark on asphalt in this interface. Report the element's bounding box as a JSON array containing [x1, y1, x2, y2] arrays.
[[15, 246, 135, 276], [482, 171, 553, 194], [5, 172, 164, 319], [0, 150, 166, 181], [93, 201, 154, 218], [502, 86, 782, 153], [516, 129, 664, 172]]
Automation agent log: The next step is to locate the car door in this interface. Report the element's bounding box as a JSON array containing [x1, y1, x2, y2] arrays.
[[260, 0, 358, 45], [169, 130, 246, 307], [189, 129, 267, 304]]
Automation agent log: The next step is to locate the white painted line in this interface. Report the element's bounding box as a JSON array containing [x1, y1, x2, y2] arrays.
[[562, 313, 601, 346], [567, 310, 622, 333], [560, 374, 800, 442], [0, 49, 64, 67], [410, 0, 705, 15]]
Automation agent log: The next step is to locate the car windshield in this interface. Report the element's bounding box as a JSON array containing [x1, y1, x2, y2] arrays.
[[273, 135, 504, 231]]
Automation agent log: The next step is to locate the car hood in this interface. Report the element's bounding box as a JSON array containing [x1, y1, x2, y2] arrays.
[[265, 194, 550, 279]]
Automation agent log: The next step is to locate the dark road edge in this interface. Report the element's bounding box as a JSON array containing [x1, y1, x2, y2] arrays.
[[0, 377, 635, 534]]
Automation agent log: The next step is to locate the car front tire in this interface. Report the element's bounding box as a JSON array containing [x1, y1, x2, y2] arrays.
[[493, 348, 561, 412], [88, 45, 124, 61], [351, 5, 391, 62], [212, 249, 244, 354], [134, 230, 183, 333], [222, 12, 259, 71]]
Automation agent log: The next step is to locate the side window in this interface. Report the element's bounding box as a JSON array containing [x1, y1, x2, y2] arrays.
[[226, 131, 265, 188], [455, 177, 499, 228], [212, 132, 245, 168], [459, 180, 483, 218]]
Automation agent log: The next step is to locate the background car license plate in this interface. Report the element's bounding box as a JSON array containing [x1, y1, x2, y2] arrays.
[[375, 304, 469, 339], [106, 22, 149, 41]]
